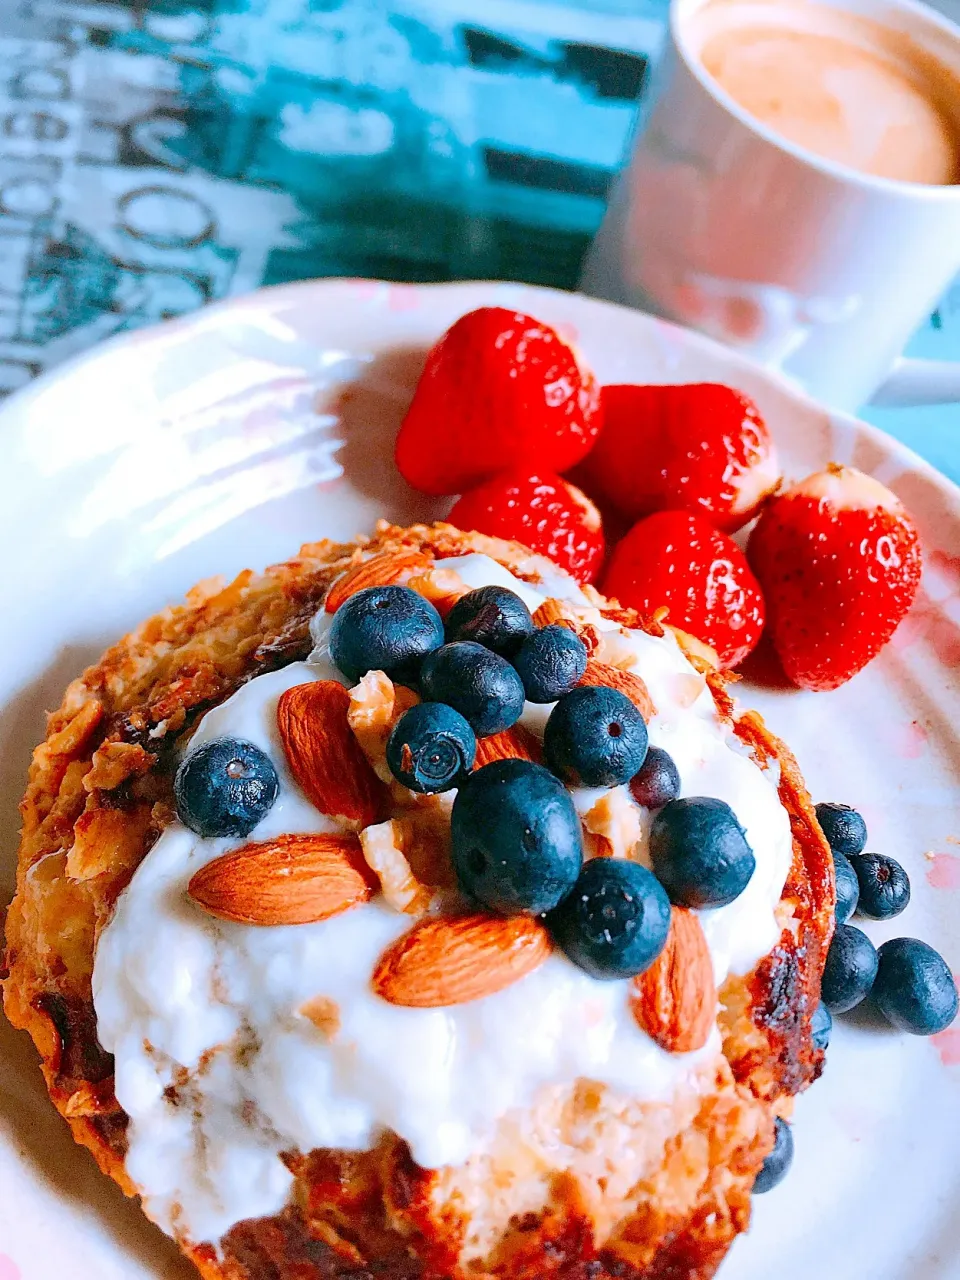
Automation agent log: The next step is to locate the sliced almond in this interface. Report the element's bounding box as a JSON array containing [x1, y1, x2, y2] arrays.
[[474, 724, 542, 768], [360, 819, 435, 914], [278, 681, 386, 827], [347, 671, 419, 783], [394, 804, 458, 889], [325, 550, 433, 613], [593, 626, 643, 671], [630, 908, 716, 1053], [188, 833, 375, 926], [582, 788, 643, 861], [668, 626, 720, 674], [532, 596, 577, 628], [578, 659, 656, 721], [35, 697, 102, 771], [67, 803, 153, 881], [532, 597, 602, 654], [372, 913, 551, 1008], [84, 740, 156, 792], [406, 566, 471, 619], [299, 995, 341, 1038], [584, 833, 615, 859]]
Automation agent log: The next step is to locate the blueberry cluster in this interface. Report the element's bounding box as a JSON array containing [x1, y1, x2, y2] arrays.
[[691, 797, 958, 1201], [172, 584, 758, 980], [814, 801, 957, 1036], [327, 584, 757, 981]]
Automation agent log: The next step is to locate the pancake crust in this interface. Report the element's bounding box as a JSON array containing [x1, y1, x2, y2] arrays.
[[2, 522, 835, 1279]]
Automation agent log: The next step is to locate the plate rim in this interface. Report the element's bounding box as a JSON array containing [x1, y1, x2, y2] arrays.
[[3, 276, 958, 510]]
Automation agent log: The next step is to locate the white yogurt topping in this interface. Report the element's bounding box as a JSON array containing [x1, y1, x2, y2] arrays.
[[92, 554, 793, 1245]]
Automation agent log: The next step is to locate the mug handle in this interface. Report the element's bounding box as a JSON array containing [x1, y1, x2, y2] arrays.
[[868, 358, 960, 407]]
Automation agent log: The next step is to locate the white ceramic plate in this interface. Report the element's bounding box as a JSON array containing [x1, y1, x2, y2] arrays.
[[1, 280, 959, 1280]]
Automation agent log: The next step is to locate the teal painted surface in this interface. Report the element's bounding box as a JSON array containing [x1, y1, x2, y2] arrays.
[[0, 0, 955, 483]]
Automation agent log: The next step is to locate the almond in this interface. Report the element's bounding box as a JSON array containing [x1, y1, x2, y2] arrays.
[[474, 724, 542, 768], [578, 659, 656, 721], [630, 908, 716, 1053], [347, 671, 419, 782], [278, 681, 386, 826], [372, 913, 551, 1008], [325, 550, 433, 613], [188, 833, 376, 926]]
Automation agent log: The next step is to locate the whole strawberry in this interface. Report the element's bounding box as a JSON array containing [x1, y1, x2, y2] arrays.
[[448, 471, 605, 583], [395, 307, 602, 496], [602, 510, 765, 668], [747, 465, 922, 691], [579, 383, 781, 531]]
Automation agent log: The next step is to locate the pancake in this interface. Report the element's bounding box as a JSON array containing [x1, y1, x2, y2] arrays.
[[2, 521, 835, 1279]]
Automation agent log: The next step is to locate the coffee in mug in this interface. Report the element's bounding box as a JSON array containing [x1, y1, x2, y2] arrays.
[[581, 0, 960, 409], [689, 0, 960, 185]]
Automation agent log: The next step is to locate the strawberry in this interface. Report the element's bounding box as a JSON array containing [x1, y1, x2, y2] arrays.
[[448, 471, 605, 583], [602, 510, 765, 669], [395, 307, 602, 496], [747, 464, 922, 691], [578, 383, 781, 532]]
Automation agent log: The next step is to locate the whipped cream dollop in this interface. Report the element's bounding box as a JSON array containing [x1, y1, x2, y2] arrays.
[[92, 554, 793, 1245]]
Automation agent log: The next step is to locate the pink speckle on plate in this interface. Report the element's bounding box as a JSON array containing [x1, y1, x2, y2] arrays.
[[346, 280, 382, 300], [892, 589, 960, 667], [927, 547, 960, 587], [388, 284, 420, 312], [897, 720, 929, 759], [0, 1255, 22, 1280], [926, 853, 960, 891], [932, 1026, 960, 1066]]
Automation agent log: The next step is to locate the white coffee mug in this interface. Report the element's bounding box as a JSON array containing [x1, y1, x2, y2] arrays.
[[581, 0, 960, 411]]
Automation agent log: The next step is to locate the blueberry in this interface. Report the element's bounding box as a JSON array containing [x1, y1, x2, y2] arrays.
[[833, 850, 860, 925], [753, 1118, 794, 1194], [451, 759, 583, 915], [420, 641, 525, 736], [444, 586, 535, 657], [820, 924, 878, 1013], [810, 1001, 832, 1053], [871, 938, 959, 1035], [175, 737, 279, 838], [649, 797, 755, 908], [513, 625, 588, 703], [549, 857, 671, 980], [543, 685, 648, 788], [849, 853, 910, 921], [629, 746, 681, 810], [386, 703, 476, 794], [815, 802, 867, 856], [329, 585, 444, 683]]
